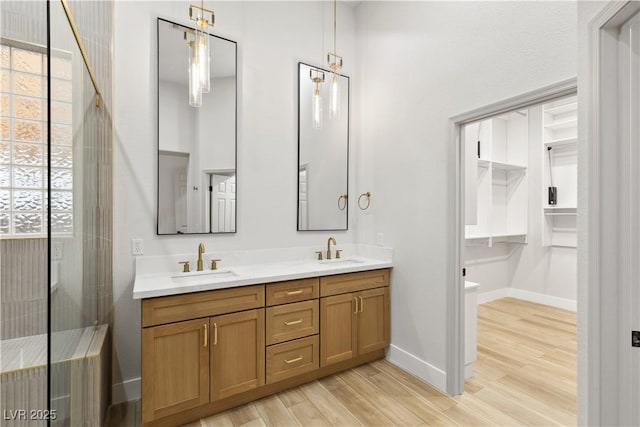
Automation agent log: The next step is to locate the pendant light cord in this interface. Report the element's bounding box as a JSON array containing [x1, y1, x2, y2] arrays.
[[333, 0, 337, 56]]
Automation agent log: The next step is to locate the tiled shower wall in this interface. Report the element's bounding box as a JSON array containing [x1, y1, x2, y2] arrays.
[[0, 239, 48, 339], [67, 0, 114, 329]]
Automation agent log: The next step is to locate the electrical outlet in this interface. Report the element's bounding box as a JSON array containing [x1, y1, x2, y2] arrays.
[[131, 239, 144, 256], [376, 232, 384, 246], [52, 241, 63, 260]]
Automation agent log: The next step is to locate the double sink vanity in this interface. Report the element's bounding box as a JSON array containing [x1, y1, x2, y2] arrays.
[[133, 242, 393, 426], [146, 12, 372, 426]]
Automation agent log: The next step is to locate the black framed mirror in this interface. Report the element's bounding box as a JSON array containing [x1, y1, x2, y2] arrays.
[[297, 62, 349, 231], [157, 18, 237, 235]]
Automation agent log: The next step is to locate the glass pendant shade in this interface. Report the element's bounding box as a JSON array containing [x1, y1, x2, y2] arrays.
[[312, 88, 323, 129], [197, 28, 210, 93], [188, 44, 202, 107], [329, 73, 340, 118]]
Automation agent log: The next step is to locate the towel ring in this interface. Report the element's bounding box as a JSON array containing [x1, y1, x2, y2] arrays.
[[358, 192, 371, 210], [337, 194, 348, 211]]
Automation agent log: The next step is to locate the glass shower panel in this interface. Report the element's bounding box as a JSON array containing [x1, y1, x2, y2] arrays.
[[49, 1, 99, 425], [0, 1, 49, 425]]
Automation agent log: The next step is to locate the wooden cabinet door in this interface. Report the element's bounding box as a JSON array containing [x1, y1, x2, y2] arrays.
[[357, 287, 390, 355], [210, 309, 265, 401], [141, 319, 209, 423], [320, 293, 357, 367]]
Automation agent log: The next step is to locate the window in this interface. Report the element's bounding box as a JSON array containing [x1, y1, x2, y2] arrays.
[[0, 41, 73, 237]]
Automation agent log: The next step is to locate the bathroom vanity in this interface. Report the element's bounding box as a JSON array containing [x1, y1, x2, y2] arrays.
[[134, 252, 392, 426]]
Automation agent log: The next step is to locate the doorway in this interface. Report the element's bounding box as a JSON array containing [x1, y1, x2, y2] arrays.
[[448, 80, 578, 402]]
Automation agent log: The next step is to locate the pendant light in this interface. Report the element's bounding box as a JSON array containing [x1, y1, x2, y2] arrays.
[[184, 1, 214, 107], [327, 0, 342, 119], [310, 68, 325, 129]]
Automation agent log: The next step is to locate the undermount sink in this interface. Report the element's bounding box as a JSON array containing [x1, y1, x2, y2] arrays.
[[171, 269, 236, 284], [318, 258, 365, 265]]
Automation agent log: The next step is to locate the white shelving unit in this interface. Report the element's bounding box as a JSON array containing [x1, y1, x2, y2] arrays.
[[542, 95, 577, 247], [465, 111, 528, 247]]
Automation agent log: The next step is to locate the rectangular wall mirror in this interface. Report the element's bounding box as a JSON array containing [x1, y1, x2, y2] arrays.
[[297, 62, 349, 231], [157, 18, 237, 235]]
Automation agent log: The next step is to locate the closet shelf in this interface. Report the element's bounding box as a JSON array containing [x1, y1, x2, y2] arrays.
[[544, 137, 577, 148], [544, 206, 577, 212], [544, 118, 578, 130], [478, 159, 490, 169], [543, 102, 577, 115], [491, 161, 527, 172]]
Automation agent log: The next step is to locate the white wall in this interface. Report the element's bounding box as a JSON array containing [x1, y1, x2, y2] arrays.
[[159, 80, 196, 153], [113, 1, 356, 402], [198, 76, 236, 172], [355, 1, 577, 387]]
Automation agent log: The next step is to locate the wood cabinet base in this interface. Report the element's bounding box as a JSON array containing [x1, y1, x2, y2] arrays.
[[143, 349, 386, 427]]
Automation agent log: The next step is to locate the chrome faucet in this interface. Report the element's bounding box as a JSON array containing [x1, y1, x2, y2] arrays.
[[197, 243, 205, 271], [326, 237, 337, 260]]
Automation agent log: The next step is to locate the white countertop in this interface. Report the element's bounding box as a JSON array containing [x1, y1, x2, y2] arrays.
[[133, 245, 393, 299]]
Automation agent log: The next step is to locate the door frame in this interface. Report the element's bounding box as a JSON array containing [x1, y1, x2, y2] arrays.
[[447, 78, 577, 396], [585, 1, 640, 425]]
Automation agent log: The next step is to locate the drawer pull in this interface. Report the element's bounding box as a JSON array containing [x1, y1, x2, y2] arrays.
[[213, 322, 218, 346], [285, 290, 304, 296], [203, 323, 208, 347], [284, 319, 303, 326], [284, 355, 303, 364]]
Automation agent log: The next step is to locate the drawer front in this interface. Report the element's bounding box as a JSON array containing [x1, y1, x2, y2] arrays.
[[142, 285, 265, 327], [266, 335, 319, 384], [266, 300, 319, 345], [266, 278, 319, 306], [320, 269, 390, 297]]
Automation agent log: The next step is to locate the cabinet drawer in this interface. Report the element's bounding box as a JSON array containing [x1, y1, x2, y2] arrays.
[[266, 300, 318, 345], [266, 278, 319, 306], [266, 335, 319, 384], [320, 269, 390, 297], [142, 285, 265, 327]]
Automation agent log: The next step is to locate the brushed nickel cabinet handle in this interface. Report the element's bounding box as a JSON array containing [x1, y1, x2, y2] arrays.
[[285, 290, 303, 296], [284, 319, 303, 326], [213, 322, 218, 346], [359, 296, 364, 313], [285, 355, 303, 364], [203, 323, 208, 347], [354, 297, 358, 314]]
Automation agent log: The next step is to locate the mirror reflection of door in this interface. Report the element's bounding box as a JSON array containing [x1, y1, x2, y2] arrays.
[[158, 151, 190, 233], [206, 173, 236, 233], [298, 166, 309, 229]]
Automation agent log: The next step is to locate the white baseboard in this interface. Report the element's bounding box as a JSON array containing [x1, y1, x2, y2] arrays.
[[508, 288, 577, 311], [112, 377, 140, 404], [476, 288, 509, 304], [478, 287, 576, 312], [386, 344, 447, 393]]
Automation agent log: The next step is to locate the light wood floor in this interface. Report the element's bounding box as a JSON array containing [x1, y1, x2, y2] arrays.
[[106, 298, 576, 427]]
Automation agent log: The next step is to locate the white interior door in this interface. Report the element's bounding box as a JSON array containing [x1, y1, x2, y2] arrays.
[[174, 172, 188, 233], [211, 174, 236, 232], [617, 11, 640, 426], [298, 167, 308, 229]]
